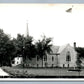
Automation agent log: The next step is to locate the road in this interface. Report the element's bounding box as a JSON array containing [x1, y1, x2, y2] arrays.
[[0, 68, 9, 76]]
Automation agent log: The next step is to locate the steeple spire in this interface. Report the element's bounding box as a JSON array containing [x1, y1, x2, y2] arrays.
[[26, 20, 29, 37]]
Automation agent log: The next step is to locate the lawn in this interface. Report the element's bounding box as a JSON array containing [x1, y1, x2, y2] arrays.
[[2, 67, 84, 78]]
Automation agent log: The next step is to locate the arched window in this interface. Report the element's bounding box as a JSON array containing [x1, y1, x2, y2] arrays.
[[37, 64, 39, 67], [44, 56, 47, 61], [52, 64, 54, 67], [66, 51, 71, 61], [52, 56, 54, 61], [37, 56, 39, 61], [63, 64, 65, 67], [45, 62, 47, 67]]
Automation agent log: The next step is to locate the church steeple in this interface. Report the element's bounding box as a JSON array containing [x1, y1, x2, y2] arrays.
[[26, 20, 29, 37]]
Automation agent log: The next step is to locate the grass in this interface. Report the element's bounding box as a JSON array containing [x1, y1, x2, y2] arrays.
[[2, 66, 84, 78], [2, 67, 36, 77]]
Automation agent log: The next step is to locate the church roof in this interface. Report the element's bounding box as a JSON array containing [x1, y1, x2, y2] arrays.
[[51, 44, 70, 54], [50, 45, 59, 54], [57, 44, 70, 53]]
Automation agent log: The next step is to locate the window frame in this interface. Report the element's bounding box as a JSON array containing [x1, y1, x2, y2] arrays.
[[66, 51, 71, 62]]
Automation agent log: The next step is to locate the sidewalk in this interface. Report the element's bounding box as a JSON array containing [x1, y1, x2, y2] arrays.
[[0, 68, 9, 76]]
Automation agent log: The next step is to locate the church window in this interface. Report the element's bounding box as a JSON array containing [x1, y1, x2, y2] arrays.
[[68, 64, 69, 67], [37, 64, 39, 67], [63, 64, 65, 67], [52, 64, 54, 67], [37, 56, 39, 61], [66, 51, 71, 61], [45, 62, 47, 67], [52, 56, 54, 61], [44, 56, 47, 61]]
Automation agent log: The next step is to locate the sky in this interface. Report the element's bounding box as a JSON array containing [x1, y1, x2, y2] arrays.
[[0, 4, 84, 47]]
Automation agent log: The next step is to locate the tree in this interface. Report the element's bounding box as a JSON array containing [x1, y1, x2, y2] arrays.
[[75, 47, 84, 59], [24, 36, 36, 60], [12, 34, 26, 66], [0, 29, 15, 66], [35, 35, 52, 67], [76, 53, 82, 76], [13, 34, 36, 67], [13, 34, 25, 57]]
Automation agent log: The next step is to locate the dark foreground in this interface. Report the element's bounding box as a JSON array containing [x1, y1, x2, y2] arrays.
[[1, 76, 84, 78]]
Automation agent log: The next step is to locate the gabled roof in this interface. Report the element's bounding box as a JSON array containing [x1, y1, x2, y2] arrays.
[[57, 44, 70, 53], [51, 44, 71, 54], [50, 45, 59, 54]]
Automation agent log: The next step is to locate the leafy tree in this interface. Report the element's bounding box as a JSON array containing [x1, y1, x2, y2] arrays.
[[76, 53, 82, 76], [12, 34, 25, 66], [35, 35, 52, 67], [0, 29, 15, 66], [75, 47, 84, 69], [12, 34, 36, 67], [76, 53, 82, 69], [14, 34, 25, 57], [75, 47, 84, 59], [24, 36, 36, 60], [75, 47, 84, 76]]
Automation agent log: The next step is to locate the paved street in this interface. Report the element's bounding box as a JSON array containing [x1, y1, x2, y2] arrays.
[[0, 68, 9, 76]]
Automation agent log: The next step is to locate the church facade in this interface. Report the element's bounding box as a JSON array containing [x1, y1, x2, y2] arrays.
[[56, 43, 77, 68], [36, 42, 77, 68]]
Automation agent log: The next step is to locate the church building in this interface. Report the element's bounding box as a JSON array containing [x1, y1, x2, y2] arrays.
[[12, 42, 77, 68], [35, 42, 77, 68]]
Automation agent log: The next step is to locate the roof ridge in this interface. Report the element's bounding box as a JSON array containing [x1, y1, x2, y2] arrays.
[[50, 45, 59, 54], [57, 44, 70, 53]]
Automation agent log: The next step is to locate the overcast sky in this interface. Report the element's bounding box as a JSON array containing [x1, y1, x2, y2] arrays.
[[0, 4, 84, 47]]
